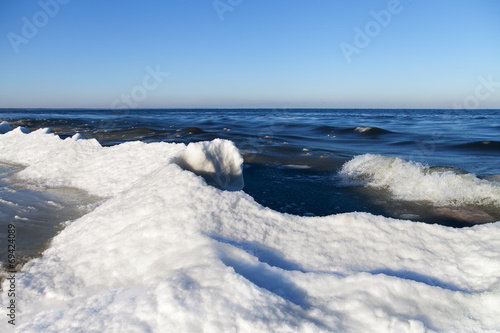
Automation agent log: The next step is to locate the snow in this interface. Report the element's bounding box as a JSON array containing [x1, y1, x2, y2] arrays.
[[176, 139, 244, 191], [1, 126, 500, 332], [339, 153, 500, 206]]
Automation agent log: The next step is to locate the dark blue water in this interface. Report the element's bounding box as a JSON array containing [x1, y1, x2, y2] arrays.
[[1, 109, 499, 229]]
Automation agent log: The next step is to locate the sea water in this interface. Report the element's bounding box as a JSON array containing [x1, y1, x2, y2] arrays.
[[0, 108, 499, 267]]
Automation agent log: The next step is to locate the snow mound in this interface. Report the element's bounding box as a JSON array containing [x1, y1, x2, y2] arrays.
[[340, 154, 500, 206], [176, 139, 244, 190], [0, 130, 499, 332]]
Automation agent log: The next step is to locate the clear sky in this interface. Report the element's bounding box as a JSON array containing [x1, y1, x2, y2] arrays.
[[0, 0, 499, 109]]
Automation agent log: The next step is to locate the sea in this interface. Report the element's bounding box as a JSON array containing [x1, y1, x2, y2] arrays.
[[1, 108, 499, 270]]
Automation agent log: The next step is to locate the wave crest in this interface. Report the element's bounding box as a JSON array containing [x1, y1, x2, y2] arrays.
[[353, 126, 392, 135], [339, 154, 500, 206]]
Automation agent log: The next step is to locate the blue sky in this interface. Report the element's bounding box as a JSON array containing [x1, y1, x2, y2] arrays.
[[0, 0, 499, 109]]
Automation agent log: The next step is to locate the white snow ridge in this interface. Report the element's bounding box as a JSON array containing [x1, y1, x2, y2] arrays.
[[0, 126, 499, 332]]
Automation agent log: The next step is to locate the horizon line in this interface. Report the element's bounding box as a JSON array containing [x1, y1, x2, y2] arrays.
[[1, 107, 499, 111]]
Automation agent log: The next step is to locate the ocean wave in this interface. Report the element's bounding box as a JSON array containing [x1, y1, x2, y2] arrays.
[[339, 154, 500, 206], [452, 141, 500, 152], [353, 126, 393, 135], [241, 149, 346, 171], [314, 125, 340, 134], [105, 127, 169, 136], [311, 125, 394, 138], [0, 121, 12, 134]]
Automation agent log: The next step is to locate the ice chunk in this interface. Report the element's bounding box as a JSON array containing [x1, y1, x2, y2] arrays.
[[176, 138, 244, 191]]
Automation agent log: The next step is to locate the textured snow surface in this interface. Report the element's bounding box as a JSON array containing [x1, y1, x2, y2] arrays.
[[1, 126, 499, 332]]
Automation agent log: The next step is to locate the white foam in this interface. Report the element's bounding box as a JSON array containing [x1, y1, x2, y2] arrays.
[[340, 154, 500, 206], [354, 126, 371, 133], [0, 129, 499, 332], [281, 164, 311, 169]]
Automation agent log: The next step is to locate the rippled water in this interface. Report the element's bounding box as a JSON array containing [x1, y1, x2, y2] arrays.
[[1, 108, 499, 229]]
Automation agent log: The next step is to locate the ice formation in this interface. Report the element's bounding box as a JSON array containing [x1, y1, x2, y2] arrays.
[[0, 126, 499, 332], [176, 139, 244, 191]]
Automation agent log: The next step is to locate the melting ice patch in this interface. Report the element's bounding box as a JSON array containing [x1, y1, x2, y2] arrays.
[[0, 126, 500, 332], [340, 154, 500, 207]]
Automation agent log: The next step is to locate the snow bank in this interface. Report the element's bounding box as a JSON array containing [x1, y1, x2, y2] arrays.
[[0, 127, 242, 196], [1, 127, 500, 332], [340, 154, 500, 206]]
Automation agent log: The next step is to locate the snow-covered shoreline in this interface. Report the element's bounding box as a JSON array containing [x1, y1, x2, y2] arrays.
[[1, 126, 499, 332]]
